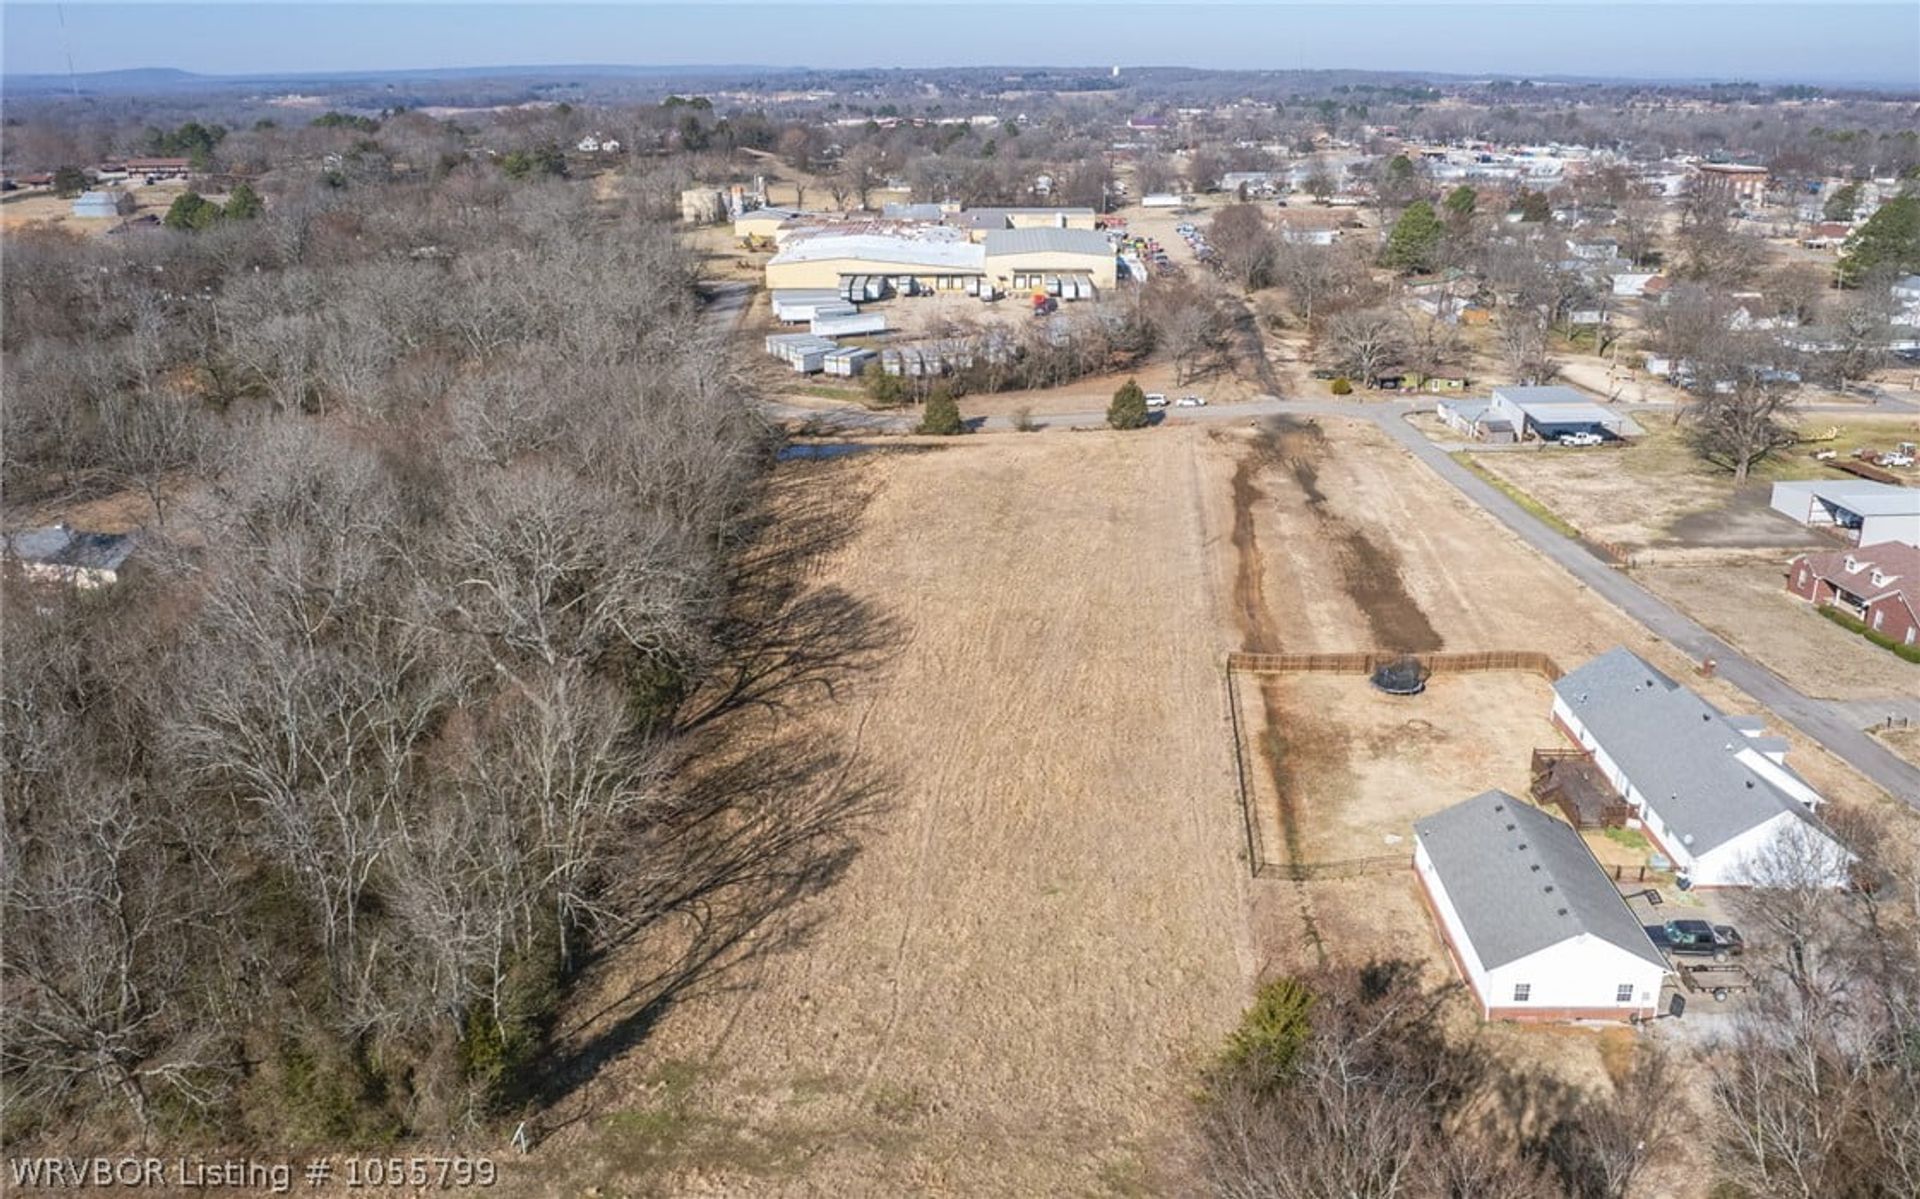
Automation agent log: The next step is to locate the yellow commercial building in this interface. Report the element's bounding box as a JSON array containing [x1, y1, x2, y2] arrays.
[[983, 228, 1117, 297], [766, 234, 988, 294], [733, 206, 802, 243], [950, 206, 1099, 242]]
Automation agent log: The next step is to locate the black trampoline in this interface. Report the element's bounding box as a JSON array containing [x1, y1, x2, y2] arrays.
[[1370, 655, 1430, 696]]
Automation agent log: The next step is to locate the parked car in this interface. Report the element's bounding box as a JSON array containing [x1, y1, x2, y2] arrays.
[[1176, 394, 1207, 408], [1556, 431, 1604, 447], [1144, 392, 1170, 409], [1646, 919, 1745, 961]]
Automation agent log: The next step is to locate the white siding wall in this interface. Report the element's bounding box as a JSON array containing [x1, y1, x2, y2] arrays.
[[1414, 838, 1493, 1011], [1694, 811, 1853, 889], [1488, 937, 1666, 1014]]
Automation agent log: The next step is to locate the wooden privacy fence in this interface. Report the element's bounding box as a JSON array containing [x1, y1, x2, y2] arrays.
[[1227, 649, 1564, 681]]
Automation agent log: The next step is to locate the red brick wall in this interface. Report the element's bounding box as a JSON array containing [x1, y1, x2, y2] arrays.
[[1487, 1004, 1655, 1022], [1785, 559, 1819, 602], [1865, 596, 1920, 647]]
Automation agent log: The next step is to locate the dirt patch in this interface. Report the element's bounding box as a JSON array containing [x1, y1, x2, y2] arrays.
[[1258, 673, 1550, 862], [1662, 483, 1833, 550], [1230, 419, 1443, 656]]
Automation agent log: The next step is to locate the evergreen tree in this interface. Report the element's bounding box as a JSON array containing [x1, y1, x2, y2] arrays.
[[163, 191, 223, 231], [917, 385, 965, 435], [50, 166, 89, 198], [1839, 195, 1920, 286], [1443, 184, 1478, 221], [1822, 181, 1862, 223], [1107, 378, 1149, 430], [223, 182, 264, 220], [1381, 200, 1443, 273], [1513, 190, 1552, 222]]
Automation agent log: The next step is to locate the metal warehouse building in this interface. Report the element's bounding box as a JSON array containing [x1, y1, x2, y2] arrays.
[[765, 229, 1117, 301]]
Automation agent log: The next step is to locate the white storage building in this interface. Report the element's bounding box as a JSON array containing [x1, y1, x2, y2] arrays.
[[1769, 480, 1920, 549]]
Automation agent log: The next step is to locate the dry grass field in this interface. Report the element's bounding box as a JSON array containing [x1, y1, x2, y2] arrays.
[[0, 177, 192, 237], [1640, 560, 1918, 702], [539, 433, 1257, 1194], [515, 415, 1910, 1196], [1252, 672, 1552, 862]]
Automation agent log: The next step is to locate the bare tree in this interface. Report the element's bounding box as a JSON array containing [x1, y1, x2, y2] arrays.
[[1144, 279, 1231, 385], [1682, 339, 1799, 483], [1210, 203, 1280, 292], [1323, 306, 1406, 386]]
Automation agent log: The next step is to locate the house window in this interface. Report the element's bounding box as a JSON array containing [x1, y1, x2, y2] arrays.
[[1873, 609, 1885, 631], [1512, 983, 1531, 1002], [1907, 627, 1916, 646], [1616, 984, 1634, 1003]]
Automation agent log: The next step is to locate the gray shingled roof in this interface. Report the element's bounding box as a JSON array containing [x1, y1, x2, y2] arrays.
[[983, 228, 1115, 258], [1416, 790, 1668, 971], [5, 525, 136, 571], [1553, 647, 1819, 855]]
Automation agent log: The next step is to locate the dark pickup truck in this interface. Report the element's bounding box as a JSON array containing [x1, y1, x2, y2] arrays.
[[1645, 919, 1745, 961]]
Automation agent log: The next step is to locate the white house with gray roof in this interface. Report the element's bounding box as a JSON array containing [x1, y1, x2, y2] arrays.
[[1550, 648, 1853, 889], [1414, 790, 1669, 1021]]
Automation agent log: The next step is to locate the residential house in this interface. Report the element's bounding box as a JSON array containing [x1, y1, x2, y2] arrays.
[[1611, 273, 1661, 298], [5, 524, 138, 589], [1787, 541, 1920, 647], [1550, 648, 1853, 889], [1414, 790, 1669, 1021]]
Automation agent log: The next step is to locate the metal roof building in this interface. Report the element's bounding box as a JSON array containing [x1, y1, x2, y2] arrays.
[[1769, 480, 1920, 549]]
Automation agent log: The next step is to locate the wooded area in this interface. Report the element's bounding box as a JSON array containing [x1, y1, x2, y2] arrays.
[[1, 168, 780, 1144]]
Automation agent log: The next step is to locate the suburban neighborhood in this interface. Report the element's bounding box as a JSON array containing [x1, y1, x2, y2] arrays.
[[3, 5, 1919, 1196]]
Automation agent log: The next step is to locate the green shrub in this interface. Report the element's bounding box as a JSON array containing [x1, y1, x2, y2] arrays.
[[1330, 377, 1353, 395], [865, 370, 909, 408], [459, 941, 562, 1111], [1817, 604, 1920, 663], [1107, 378, 1149, 430]]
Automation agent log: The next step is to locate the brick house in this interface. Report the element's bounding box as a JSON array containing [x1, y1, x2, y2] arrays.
[[1787, 541, 1920, 648]]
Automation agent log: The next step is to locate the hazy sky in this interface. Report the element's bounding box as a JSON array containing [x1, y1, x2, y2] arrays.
[[5, 2, 1918, 87]]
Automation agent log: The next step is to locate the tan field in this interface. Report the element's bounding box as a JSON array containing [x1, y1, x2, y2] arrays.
[[1640, 560, 1918, 702], [522, 417, 1909, 1195], [540, 432, 1257, 1194]]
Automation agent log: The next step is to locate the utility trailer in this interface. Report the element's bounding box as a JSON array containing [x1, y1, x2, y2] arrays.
[[1678, 962, 1754, 1003]]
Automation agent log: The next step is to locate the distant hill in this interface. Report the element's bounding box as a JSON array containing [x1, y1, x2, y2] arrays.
[[1, 63, 796, 96]]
